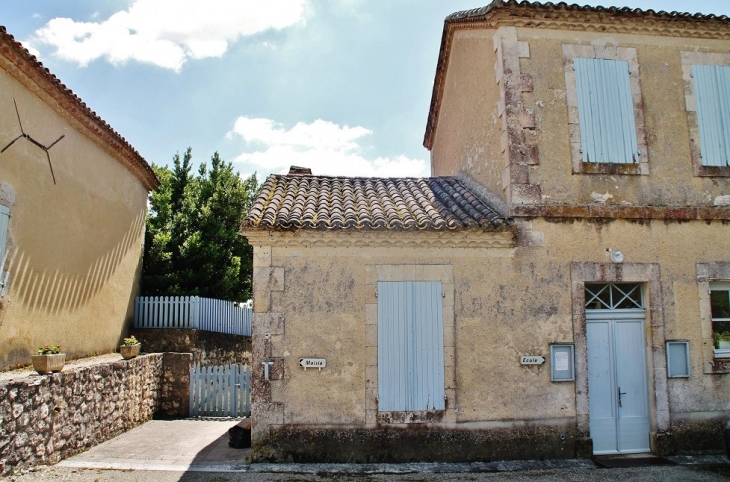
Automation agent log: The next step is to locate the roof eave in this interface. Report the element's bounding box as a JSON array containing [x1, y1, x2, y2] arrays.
[[0, 27, 159, 191]]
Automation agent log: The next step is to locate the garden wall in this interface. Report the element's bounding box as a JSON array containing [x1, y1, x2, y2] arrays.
[[0, 352, 191, 476], [132, 328, 251, 366]]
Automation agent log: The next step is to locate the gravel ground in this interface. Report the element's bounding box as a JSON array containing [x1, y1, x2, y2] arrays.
[[6, 463, 730, 482]]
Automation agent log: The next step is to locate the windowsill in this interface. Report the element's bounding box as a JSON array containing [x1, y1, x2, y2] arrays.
[[695, 165, 730, 177], [376, 410, 445, 424], [714, 348, 730, 359], [575, 162, 647, 175]]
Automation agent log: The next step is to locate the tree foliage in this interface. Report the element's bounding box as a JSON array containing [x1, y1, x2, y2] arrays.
[[142, 148, 259, 302]]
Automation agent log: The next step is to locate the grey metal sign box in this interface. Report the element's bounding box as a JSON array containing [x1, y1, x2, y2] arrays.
[[550, 344, 575, 382]]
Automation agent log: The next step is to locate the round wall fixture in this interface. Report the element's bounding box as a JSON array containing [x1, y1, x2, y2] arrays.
[[610, 250, 624, 263]]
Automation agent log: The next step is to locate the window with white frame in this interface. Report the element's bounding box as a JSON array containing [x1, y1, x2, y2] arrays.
[[377, 281, 444, 412], [562, 44, 648, 175], [710, 281, 730, 358]]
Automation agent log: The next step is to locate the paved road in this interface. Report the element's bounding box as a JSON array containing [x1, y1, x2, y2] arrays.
[[5, 419, 730, 481], [7, 464, 730, 481]]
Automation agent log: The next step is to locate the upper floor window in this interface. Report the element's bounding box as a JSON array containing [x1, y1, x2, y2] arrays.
[[563, 44, 648, 175], [692, 65, 730, 168], [574, 58, 638, 165], [681, 51, 730, 177]]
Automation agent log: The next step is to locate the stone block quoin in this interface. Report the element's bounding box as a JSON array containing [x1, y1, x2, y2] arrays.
[[493, 26, 541, 208]]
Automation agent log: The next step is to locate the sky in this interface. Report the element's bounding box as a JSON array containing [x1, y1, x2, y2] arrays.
[[2, 0, 730, 182]]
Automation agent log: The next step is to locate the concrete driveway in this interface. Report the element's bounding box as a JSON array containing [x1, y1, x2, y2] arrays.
[[57, 419, 250, 472]]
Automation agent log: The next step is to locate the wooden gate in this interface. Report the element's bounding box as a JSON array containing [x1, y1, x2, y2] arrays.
[[189, 364, 251, 417]]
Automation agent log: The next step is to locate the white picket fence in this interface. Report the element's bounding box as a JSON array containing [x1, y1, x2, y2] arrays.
[[134, 296, 252, 336], [189, 364, 251, 417]]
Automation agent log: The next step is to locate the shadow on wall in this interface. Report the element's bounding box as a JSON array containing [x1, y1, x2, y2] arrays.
[[1, 208, 145, 316]]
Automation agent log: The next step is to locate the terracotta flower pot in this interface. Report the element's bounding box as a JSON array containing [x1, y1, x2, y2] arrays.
[[32, 353, 65, 374], [120, 343, 141, 360]]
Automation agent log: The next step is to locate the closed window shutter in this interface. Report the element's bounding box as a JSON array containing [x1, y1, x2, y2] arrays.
[[377, 281, 444, 411], [0, 205, 9, 289], [575, 58, 639, 164], [692, 64, 730, 167]]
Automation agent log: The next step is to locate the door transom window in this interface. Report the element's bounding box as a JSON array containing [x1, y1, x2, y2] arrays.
[[585, 283, 643, 310]]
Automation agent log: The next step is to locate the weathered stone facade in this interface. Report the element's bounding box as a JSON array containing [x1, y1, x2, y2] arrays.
[[0, 353, 191, 476], [243, 1, 730, 462], [132, 328, 251, 367]]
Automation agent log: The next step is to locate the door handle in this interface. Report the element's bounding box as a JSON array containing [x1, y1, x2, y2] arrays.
[[618, 387, 627, 407]]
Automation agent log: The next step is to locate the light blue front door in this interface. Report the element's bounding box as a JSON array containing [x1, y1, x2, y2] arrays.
[[587, 309, 651, 454]]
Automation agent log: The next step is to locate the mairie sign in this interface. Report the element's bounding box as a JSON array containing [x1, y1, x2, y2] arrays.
[[520, 355, 545, 365], [299, 358, 326, 370]]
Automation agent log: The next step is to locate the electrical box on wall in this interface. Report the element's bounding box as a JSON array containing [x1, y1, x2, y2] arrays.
[[550, 344, 575, 382]]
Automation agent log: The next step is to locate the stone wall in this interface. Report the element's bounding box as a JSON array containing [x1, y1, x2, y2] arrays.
[[158, 353, 192, 417], [0, 352, 191, 476], [132, 328, 251, 366]]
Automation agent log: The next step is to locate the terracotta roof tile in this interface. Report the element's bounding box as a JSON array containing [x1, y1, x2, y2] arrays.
[[243, 175, 509, 231]]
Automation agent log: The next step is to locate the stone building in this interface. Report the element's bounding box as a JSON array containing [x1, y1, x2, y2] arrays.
[[0, 27, 158, 370], [242, 1, 730, 461]]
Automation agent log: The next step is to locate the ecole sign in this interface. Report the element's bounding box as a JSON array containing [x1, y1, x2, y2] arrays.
[[520, 355, 545, 365], [299, 358, 326, 371]]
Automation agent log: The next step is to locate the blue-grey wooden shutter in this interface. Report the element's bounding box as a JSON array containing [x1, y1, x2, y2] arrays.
[[377, 281, 444, 411], [692, 64, 730, 167], [378, 281, 410, 411], [0, 205, 9, 290], [574, 57, 638, 164]]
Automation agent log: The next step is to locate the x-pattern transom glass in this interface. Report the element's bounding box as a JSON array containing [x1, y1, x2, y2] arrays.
[[585, 283, 643, 310]]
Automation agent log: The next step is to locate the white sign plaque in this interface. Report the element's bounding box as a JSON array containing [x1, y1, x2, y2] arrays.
[[520, 355, 545, 365], [299, 358, 326, 371]]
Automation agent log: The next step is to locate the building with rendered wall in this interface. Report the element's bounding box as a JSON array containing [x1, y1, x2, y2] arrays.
[[0, 27, 158, 370], [243, 1, 730, 461]]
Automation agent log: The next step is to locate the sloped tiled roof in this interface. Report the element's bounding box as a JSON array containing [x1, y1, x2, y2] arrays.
[[243, 175, 509, 231]]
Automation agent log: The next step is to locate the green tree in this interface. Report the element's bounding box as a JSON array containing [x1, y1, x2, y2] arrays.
[[142, 148, 259, 302]]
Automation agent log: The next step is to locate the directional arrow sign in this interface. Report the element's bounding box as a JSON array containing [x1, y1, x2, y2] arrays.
[[299, 358, 326, 371], [520, 355, 546, 365]]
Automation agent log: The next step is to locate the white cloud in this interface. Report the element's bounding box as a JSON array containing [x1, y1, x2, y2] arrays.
[[229, 117, 428, 178], [30, 0, 307, 71]]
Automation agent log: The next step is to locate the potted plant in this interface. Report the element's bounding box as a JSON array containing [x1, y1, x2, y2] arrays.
[[32, 344, 65, 374], [120, 336, 141, 360], [714, 331, 730, 350]]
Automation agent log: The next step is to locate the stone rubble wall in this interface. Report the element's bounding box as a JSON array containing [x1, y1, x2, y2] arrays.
[[132, 328, 251, 366], [0, 352, 191, 476]]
